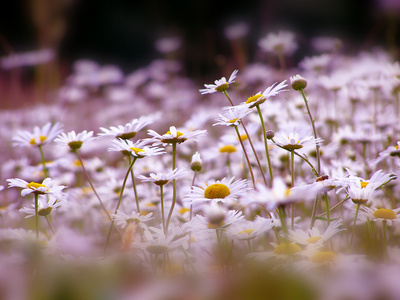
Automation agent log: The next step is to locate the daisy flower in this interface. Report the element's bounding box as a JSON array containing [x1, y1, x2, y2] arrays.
[[148, 126, 207, 145], [186, 206, 244, 234], [213, 104, 252, 127], [273, 131, 322, 151], [190, 151, 202, 171], [226, 218, 274, 241], [137, 168, 186, 186], [98, 116, 153, 140], [199, 70, 238, 94], [54, 130, 94, 150], [19, 195, 63, 218], [343, 169, 396, 204], [244, 80, 288, 108], [288, 220, 344, 249], [360, 206, 400, 226], [108, 139, 165, 158], [185, 177, 249, 204], [12, 122, 63, 148], [112, 210, 154, 229], [7, 177, 66, 197], [258, 31, 297, 55], [373, 141, 400, 165]]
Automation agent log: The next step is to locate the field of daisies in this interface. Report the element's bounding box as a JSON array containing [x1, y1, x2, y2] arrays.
[[1, 30, 400, 300]]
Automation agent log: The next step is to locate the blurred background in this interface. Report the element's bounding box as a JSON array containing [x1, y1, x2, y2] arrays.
[[0, 0, 399, 107]]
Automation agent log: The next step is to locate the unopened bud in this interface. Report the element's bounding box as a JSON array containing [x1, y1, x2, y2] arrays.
[[290, 74, 307, 91], [266, 130, 275, 140], [190, 151, 202, 172]]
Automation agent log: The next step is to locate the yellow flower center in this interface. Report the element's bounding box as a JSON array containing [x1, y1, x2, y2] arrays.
[[373, 208, 396, 220], [273, 243, 302, 255], [238, 229, 254, 235], [229, 118, 239, 124], [73, 160, 82, 167], [130, 147, 145, 156], [310, 251, 336, 263], [360, 181, 369, 189], [27, 182, 47, 190], [204, 183, 231, 199], [30, 135, 47, 145], [219, 145, 237, 153], [306, 236, 322, 244], [179, 208, 190, 214], [166, 130, 184, 137], [246, 94, 264, 104], [395, 145, 399, 150]]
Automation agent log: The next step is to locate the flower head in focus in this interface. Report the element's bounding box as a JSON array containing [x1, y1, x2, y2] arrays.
[[199, 70, 238, 94], [55, 130, 94, 150]]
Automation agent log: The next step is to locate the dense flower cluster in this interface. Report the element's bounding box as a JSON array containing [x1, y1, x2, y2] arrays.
[[1, 29, 400, 300]]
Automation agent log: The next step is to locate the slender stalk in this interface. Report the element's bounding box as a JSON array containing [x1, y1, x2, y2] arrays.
[[290, 150, 295, 230], [166, 142, 177, 232], [382, 220, 388, 261], [277, 205, 288, 236], [223, 90, 268, 186], [34, 193, 39, 239], [234, 126, 256, 188], [350, 204, 360, 251], [240, 122, 269, 187], [38, 145, 49, 178], [226, 155, 233, 177], [256, 105, 274, 184], [45, 215, 55, 235], [128, 155, 141, 213], [76, 150, 112, 221], [324, 192, 330, 225], [396, 92, 399, 122], [160, 185, 166, 235], [310, 196, 319, 229], [318, 195, 349, 217], [300, 89, 320, 175], [367, 219, 377, 257], [247, 239, 253, 252], [104, 157, 137, 254], [276, 50, 286, 74]]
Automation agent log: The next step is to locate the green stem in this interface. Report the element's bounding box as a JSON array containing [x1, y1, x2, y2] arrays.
[[310, 196, 319, 229], [38, 145, 49, 178], [382, 220, 388, 261], [76, 150, 112, 221], [104, 157, 137, 254], [128, 155, 141, 213], [223, 90, 268, 186], [256, 105, 274, 184], [240, 122, 269, 187], [300, 89, 320, 175], [290, 150, 295, 230], [226, 155, 233, 177], [45, 215, 55, 235], [276, 50, 286, 74], [324, 192, 330, 225], [166, 142, 177, 232], [160, 185, 166, 235], [277, 205, 288, 237], [234, 126, 256, 188], [34, 193, 39, 239], [350, 204, 360, 251]]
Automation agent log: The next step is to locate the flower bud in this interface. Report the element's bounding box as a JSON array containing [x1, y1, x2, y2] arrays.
[[190, 151, 202, 172], [266, 130, 275, 140], [290, 74, 307, 91]]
